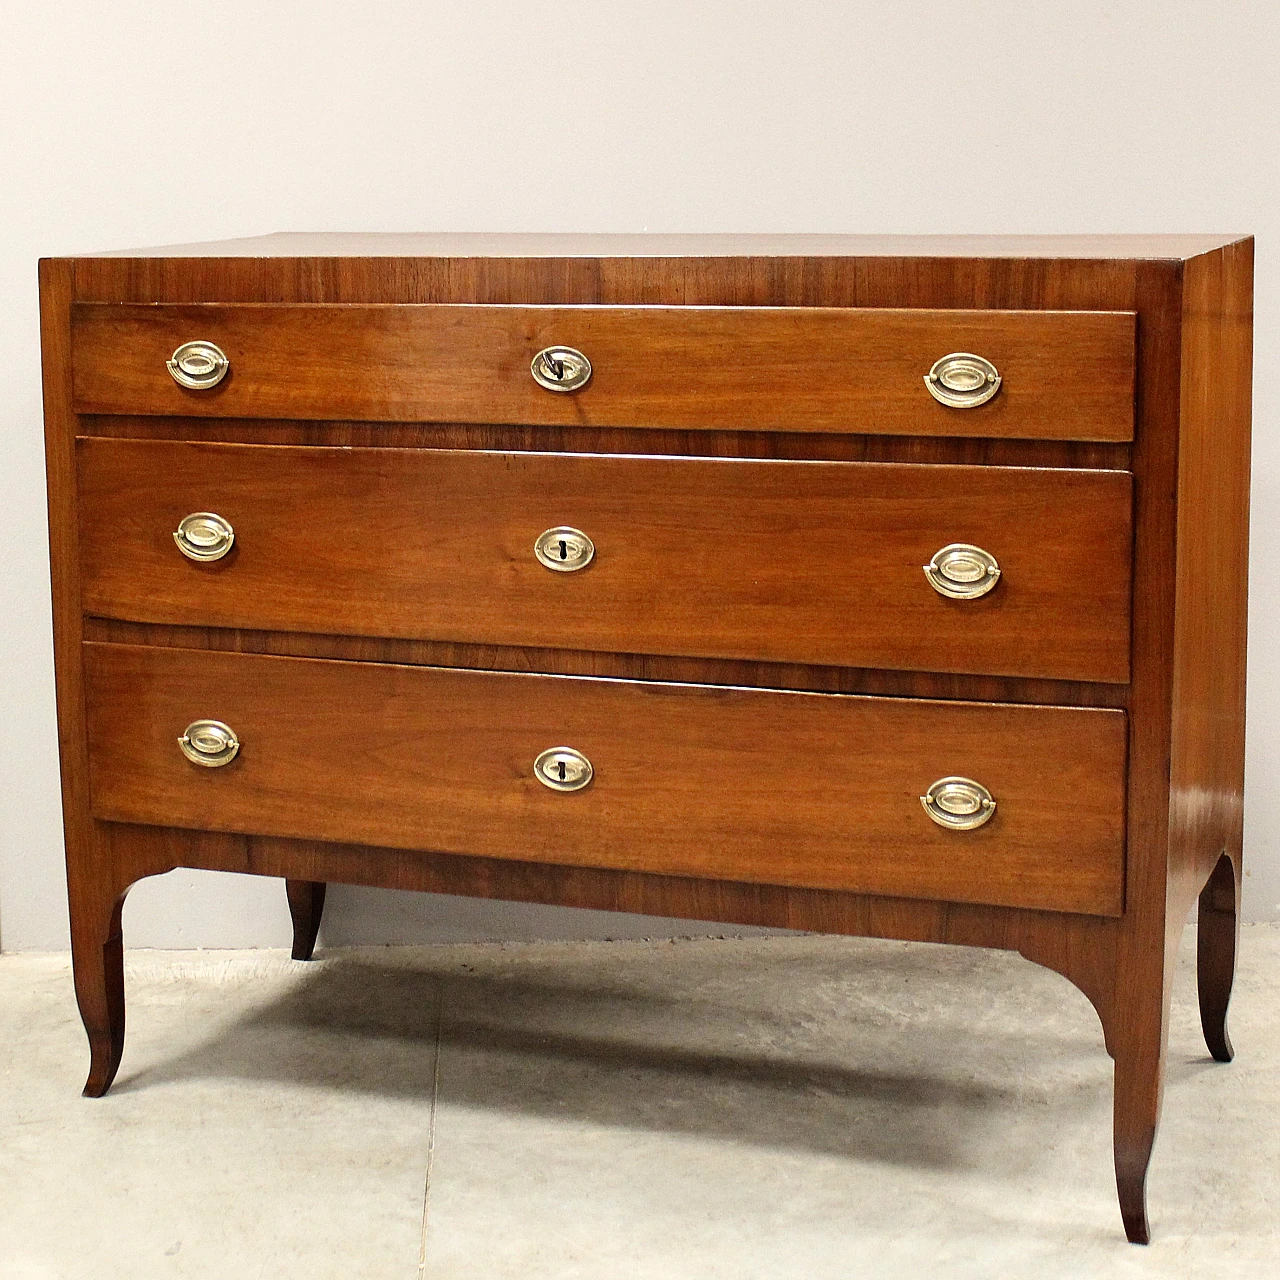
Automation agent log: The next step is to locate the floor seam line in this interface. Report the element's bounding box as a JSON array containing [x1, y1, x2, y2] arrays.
[[416, 980, 445, 1279]]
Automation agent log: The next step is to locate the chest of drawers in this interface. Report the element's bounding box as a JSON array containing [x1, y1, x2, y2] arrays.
[[40, 233, 1253, 1244]]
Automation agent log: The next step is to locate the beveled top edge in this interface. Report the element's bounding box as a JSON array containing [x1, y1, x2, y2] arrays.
[[59, 231, 1252, 262]]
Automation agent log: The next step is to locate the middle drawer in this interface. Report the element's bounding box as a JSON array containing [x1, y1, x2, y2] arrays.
[[78, 438, 1132, 682]]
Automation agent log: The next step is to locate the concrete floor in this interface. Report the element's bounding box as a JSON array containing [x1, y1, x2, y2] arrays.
[[0, 925, 1276, 1279]]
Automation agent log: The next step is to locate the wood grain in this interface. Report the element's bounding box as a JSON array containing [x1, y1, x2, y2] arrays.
[[59, 244, 1177, 317], [82, 617, 1129, 711], [78, 438, 1134, 683], [42, 235, 1255, 1243], [1170, 240, 1253, 1082], [1168, 239, 1253, 920], [101, 819, 1127, 1052], [1105, 257, 1187, 1246], [77, 416, 1132, 474], [83, 642, 1128, 916], [70, 302, 1137, 441], [39, 260, 127, 1096]]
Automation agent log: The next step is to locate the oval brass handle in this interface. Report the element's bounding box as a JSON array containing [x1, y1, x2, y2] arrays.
[[924, 543, 1000, 600], [531, 346, 592, 393], [924, 353, 1000, 408], [534, 747, 593, 792], [921, 777, 996, 830], [534, 526, 595, 572], [167, 341, 229, 390], [174, 512, 235, 562], [178, 719, 240, 768]]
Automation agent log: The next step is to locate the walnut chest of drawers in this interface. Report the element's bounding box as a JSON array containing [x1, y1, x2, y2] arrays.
[[39, 233, 1253, 1243]]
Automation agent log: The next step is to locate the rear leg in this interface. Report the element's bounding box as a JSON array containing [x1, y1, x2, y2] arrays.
[[1197, 852, 1240, 1063], [286, 880, 327, 961]]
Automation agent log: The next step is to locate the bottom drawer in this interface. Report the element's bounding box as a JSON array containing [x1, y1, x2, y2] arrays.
[[83, 643, 1126, 916]]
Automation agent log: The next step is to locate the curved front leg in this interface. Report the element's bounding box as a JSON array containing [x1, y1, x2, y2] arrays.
[[70, 881, 128, 1098], [1113, 1054, 1160, 1243], [1197, 852, 1240, 1063], [1110, 957, 1169, 1245]]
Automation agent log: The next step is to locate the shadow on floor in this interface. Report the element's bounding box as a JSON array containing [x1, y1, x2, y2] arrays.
[[109, 941, 1122, 1171]]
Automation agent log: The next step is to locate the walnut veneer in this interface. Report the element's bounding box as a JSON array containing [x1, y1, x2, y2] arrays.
[[40, 232, 1253, 1244]]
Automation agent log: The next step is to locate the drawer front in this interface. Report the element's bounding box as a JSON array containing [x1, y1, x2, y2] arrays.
[[71, 303, 1136, 441], [79, 439, 1134, 683], [83, 643, 1127, 916]]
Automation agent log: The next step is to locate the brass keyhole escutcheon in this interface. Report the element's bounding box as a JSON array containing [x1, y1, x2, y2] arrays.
[[534, 747, 593, 792], [531, 346, 592, 392], [534, 526, 595, 572]]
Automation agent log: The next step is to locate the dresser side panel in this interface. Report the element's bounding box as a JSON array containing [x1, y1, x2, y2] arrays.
[[1169, 240, 1254, 919]]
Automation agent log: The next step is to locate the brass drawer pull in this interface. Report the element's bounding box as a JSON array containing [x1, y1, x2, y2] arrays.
[[924, 353, 1000, 408], [534, 747, 593, 792], [167, 341, 229, 390], [921, 776, 995, 830], [178, 719, 240, 768], [531, 346, 592, 392], [534, 526, 595, 572], [174, 512, 235, 562], [924, 543, 1000, 600]]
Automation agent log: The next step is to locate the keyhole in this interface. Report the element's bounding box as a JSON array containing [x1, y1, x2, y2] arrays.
[[534, 527, 594, 572], [557, 760, 567, 782]]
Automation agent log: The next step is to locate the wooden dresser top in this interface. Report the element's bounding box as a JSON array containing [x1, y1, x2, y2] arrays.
[[69, 231, 1250, 262]]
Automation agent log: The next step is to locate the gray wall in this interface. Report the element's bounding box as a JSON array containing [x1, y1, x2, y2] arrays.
[[2, 1, 1277, 949]]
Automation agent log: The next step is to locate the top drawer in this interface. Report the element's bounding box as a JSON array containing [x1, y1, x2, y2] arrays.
[[70, 303, 1136, 441]]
